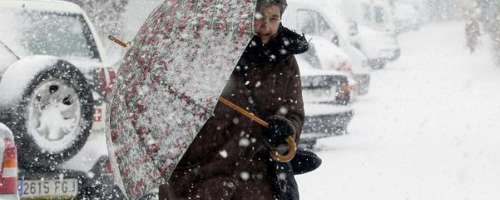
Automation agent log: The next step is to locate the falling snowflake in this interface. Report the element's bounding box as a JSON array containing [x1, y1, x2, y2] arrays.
[[240, 171, 250, 181], [219, 150, 228, 158]]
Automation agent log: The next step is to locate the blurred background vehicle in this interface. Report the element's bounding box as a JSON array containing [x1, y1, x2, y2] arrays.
[[283, 0, 371, 96], [393, 1, 424, 33], [0, 1, 122, 199], [340, 0, 396, 33], [351, 24, 401, 64], [297, 57, 353, 149], [313, 0, 401, 69]]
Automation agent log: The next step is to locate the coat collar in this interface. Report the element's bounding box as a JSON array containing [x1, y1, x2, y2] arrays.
[[238, 24, 309, 67]]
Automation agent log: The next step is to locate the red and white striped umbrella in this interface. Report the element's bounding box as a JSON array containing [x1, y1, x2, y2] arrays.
[[107, 0, 255, 199]]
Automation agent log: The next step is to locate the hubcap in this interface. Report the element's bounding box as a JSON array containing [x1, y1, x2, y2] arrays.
[[27, 79, 82, 153]]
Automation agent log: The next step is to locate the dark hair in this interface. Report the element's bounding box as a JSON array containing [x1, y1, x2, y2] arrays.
[[256, 0, 287, 15]]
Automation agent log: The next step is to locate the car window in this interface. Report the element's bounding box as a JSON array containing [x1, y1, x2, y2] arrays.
[[296, 9, 333, 36], [0, 9, 100, 60], [315, 11, 331, 34], [374, 6, 385, 24], [363, 4, 371, 21], [296, 9, 318, 34]]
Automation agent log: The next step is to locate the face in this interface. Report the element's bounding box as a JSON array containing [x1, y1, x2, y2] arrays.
[[254, 5, 281, 43]]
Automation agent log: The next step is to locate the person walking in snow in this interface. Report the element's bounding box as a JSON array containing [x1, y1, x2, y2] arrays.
[[159, 0, 308, 199], [465, 17, 481, 53]]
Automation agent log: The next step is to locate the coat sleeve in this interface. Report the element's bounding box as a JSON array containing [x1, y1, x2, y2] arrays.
[[275, 55, 305, 142]]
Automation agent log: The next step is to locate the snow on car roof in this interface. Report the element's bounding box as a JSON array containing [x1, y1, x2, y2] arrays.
[[308, 35, 351, 69], [296, 55, 350, 78], [0, 0, 84, 14]]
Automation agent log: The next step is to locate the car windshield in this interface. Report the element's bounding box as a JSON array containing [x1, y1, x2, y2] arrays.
[[0, 8, 100, 60]]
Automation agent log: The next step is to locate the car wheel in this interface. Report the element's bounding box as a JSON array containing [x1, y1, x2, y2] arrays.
[[370, 62, 385, 70], [299, 139, 317, 150], [138, 192, 158, 200], [7, 60, 94, 168]]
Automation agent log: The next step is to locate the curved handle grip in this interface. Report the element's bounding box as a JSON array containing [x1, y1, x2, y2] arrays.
[[270, 136, 297, 163]]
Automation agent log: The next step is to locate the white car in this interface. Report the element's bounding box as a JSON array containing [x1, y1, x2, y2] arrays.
[[0, 1, 122, 199], [0, 123, 18, 200], [297, 57, 353, 148], [351, 24, 401, 63], [283, 0, 370, 96], [284, 0, 400, 70], [306, 36, 366, 97], [393, 1, 425, 34]]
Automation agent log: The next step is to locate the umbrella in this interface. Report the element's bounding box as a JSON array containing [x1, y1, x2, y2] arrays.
[[107, 0, 256, 199]]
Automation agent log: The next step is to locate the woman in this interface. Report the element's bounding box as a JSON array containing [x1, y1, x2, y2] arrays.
[[160, 0, 308, 199]]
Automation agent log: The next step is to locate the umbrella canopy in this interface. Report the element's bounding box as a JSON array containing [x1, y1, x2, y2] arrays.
[[107, 0, 256, 199]]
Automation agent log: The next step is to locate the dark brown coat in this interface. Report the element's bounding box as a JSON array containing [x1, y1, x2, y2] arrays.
[[160, 26, 308, 200]]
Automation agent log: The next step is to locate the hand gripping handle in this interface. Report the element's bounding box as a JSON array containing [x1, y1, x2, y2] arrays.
[[219, 97, 297, 163]]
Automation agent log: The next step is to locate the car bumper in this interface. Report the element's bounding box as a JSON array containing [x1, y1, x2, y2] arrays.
[[302, 104, 354, 140], [18, 169, 87, 200], [0, 194, 18, 200], [369, 48, 401, 63], [367, 58, 386, 68], [387, 49, 401, 61], [17, 166, 121, 200]]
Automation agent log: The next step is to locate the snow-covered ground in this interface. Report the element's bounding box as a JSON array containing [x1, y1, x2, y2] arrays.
[[299, 21, 500, 200]]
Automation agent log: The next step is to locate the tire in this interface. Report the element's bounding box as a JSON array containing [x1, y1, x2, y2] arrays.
[[79, 156, 127, 200], [370, 59, 385, 70], [299, 139, 317, 150], [137, 193, 158, 200], [5, 60, 94, 168]]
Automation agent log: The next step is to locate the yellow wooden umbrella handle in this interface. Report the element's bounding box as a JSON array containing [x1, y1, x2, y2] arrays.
[[108, 35, 129, 48], [270, 136, 297, 163], [219, 97, 297, 163]]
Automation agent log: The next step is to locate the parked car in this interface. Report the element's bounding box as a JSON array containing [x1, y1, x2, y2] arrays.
[[351, 24, 401, 63], [283, 0, 371, 96], [307, 35, 368, 97], [337, 0, 401, 63], [0, 123, 18, 200], [393, 2, 423, 33], [297, 55, 353, 149], [284, 0, 400, 70], [0, 0, 122, 199]]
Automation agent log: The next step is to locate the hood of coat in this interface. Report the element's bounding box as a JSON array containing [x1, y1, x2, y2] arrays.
[[239, 24, 309, 67]]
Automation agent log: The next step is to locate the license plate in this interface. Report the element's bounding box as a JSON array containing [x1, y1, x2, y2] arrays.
[[19, 179, 78, 199]]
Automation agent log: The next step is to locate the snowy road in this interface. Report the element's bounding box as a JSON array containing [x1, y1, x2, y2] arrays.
[[299, 21, 500, 200]]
